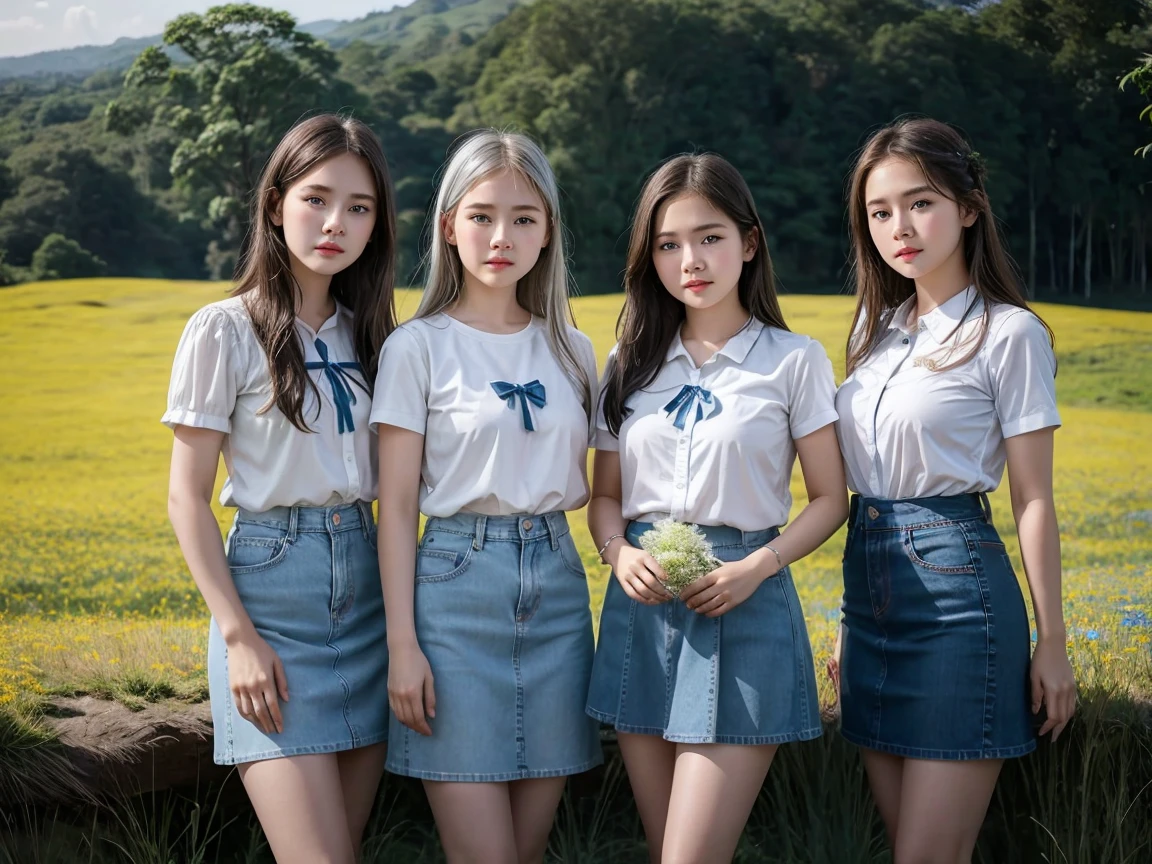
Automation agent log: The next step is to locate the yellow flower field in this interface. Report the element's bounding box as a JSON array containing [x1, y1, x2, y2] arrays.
[[0, 279, 1149, 716]]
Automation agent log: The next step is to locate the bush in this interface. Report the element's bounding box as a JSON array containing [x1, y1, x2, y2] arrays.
[[29, 233, 106, 281]]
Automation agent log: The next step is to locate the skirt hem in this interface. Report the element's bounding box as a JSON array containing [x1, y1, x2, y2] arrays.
[[839, 728, 1036, 761], [384, 754, 604, 782], [214, 729, 389, 766]]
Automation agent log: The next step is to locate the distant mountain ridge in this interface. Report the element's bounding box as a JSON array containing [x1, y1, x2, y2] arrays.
[[0, 0, 528, 80]]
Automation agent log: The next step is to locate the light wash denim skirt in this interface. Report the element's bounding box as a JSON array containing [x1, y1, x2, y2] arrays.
[[208, 501, 389, 765], [840, 493, 1036, 760], [385, 511, 603, 782], [587, 521, 822, 745]]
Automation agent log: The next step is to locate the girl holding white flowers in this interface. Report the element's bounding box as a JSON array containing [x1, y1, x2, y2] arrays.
[[586, 153, 849, 863], [370, 130, 602, 864]]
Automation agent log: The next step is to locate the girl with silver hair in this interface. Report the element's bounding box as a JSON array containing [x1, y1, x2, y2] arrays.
[[370, 129, 602, 862]]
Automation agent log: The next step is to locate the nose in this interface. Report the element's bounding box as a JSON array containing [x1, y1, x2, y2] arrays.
[[681, 245, 703, 272], [323, 210, 345, 236], [891, 212, 913, 240], [490, 222, 512, 250]]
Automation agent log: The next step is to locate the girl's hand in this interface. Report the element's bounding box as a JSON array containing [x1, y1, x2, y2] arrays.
[[681, 557, 772, 617], [227, 632, 289, 735], [1031, 636, 1076, 741], [389, 642, 437, 736], [611, 543, 673, 605]]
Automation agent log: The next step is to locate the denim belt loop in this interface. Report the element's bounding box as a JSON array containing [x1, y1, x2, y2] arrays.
[[357, 500, 374, 542], [543, 511, 563, 550], [979, 491, 993, 525], [286, 506, 300, 542], [472, 515, 488, 551]]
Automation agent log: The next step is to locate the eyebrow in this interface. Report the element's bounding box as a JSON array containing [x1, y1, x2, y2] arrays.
[[462, 202, 544, 212], [654, 222, 727, 240], [300, 184, 377, 203], [866, 185, 934, 208]]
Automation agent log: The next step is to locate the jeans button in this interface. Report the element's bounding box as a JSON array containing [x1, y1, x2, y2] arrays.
[[522, 519, 533, 531], [332, 512, 341, 526], [866, 506, 879, 520]]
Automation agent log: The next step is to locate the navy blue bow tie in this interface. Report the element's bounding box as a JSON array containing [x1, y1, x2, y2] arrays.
[[305, 338, 366, 434], [664, 384, 714, 430], [491, 380, 547, 431]]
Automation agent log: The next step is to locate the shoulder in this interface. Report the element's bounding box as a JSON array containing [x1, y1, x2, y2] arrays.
[[565, 325, 595, 353], [985, 304, 1053, 352], [761, 326, 832, 364], [184, 295, 248, 333]]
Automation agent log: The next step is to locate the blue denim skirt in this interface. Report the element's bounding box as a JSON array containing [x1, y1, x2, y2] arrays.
[[208, 501, 389, 765], [587, 522, 822, 745], [385, 511, 603, 782], [840, 493, 1036, 760]]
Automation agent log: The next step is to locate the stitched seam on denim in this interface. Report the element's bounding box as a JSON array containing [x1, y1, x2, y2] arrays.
[[838, 729, 1036, 760], [227, 537, 291, 575], [617, 583, 636, 724], [963, 521, 998, 754], [903, 527, 978, 573], [217, 731, 390, 765], [326, 532, 357, 748], [773, 566, 810, 730], [864, 516, 986, 533]]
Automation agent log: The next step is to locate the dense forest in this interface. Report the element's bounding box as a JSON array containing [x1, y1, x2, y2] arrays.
[[0, 0, 1149, 300]]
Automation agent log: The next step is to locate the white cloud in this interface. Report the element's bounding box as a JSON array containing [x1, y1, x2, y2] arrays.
[[62, 5, 97, 40], [34, 2, 50, 10], [0, 17, 44, 32]]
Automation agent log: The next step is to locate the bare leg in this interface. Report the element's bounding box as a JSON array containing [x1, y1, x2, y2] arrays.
[[860, 748, 905, 845], [892, 759, 1002, 864], [617, 732, 677, 864], [508, 776, 568, 864], [660, 743, 777, 864], [423, 780, 518, 864], [238, 754, 355, 864], [336, 743, 388, 860]]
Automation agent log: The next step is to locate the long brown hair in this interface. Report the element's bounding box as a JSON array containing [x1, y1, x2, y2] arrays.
[[603, 153, 788, 436], [845, 116, 1052, 376], [233, 113, 398, 431]]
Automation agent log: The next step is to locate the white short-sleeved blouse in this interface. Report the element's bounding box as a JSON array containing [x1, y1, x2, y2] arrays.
[[835, 286, 1060, 500], [594, 319, 839, 532], [161, 296, 377, 511], [368, 313, 597, 518]]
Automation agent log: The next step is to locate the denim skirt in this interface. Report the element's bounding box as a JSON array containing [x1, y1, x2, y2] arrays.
[[839, 493, 1036, 760], [385, 511, 603, 782], [587, 521, 822, 745], [208, 501, 389, 765]]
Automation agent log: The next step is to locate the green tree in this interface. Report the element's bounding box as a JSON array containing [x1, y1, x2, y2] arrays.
[[30, 233, 107, 280], [1119, 53, 1152, 157], [107, 4, 362, 253]]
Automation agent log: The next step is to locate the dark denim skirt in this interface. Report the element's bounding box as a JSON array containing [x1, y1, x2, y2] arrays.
[[839, 493, 1037, 760]]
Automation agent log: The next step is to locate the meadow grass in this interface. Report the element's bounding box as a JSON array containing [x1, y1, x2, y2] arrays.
[[0, 279, 1149, 860]]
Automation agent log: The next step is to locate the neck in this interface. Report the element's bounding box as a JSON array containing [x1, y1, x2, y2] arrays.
[[452, 272, 529, 328], [681, 292, 750, 347], [289, 255, 336, 328], [912, 245, 970, 321]]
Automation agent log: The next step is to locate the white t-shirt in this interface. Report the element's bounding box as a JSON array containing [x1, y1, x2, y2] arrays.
[[162, 296, 377, 511], [369, 313, 597, 517], [594, 320, 838, 532], [835, 286, 1060, 500]]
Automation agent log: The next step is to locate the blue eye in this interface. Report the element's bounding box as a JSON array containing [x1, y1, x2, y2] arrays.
[[470, 214, 491, 223], [657, 242, 678, 252], [349, 205, 370, 214], [701, 235, 721, 244], [871, 210, 889, 220], [911, 200, 930, 210], [305, 196, 324, 206]]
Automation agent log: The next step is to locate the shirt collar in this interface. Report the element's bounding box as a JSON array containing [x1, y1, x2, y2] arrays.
[[296, 302, 350, 340], [888, 285, 982, 342], [665, 318, 766, 366]]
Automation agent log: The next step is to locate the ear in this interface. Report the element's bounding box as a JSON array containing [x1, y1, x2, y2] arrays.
[[542, 217, 553, 249], [960, 204, 979, 229], [268, 190, 283, 227], [442, 211, 457, 246], [742, 227, 759, 263]]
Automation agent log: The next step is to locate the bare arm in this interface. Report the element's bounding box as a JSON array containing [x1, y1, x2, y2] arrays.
[[1005, 427, 1075, 740], [168, 425, 286, 733], [377, 424, 436, 735], [683, 424, 849, 615], [587, 449, 670, 604]]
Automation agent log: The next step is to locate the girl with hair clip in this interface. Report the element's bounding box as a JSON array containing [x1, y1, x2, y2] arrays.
[[163, 114, 397, 864], [586, 153, 849, 864], [370, 130, 602, 864], [834, 116, 1076, 863]]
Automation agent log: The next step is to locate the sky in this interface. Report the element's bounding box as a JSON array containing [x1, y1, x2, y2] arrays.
[[0, 1, 409, 57]]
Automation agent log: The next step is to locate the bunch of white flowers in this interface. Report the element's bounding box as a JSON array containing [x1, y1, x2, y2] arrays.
[[637, 519, 720, 597]]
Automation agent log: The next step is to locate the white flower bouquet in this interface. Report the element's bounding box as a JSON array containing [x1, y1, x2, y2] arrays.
[[637, 519, 721, 597]]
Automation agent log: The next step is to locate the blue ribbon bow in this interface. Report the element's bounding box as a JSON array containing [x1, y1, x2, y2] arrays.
[[663, 384, 714, 430], [305, 338, 366, 434], [490, 379, 547, 432]]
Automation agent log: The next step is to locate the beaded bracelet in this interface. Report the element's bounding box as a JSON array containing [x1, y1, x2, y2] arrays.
[[597, 533, 626, 563], [763, 543, 785, 572]]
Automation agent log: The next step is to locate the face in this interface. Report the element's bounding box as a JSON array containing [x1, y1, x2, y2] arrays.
[[271, 152, 378, 278], [651, 193, 756, 311], [863, 157, 976, 281], [444, 169, 550, 292]]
